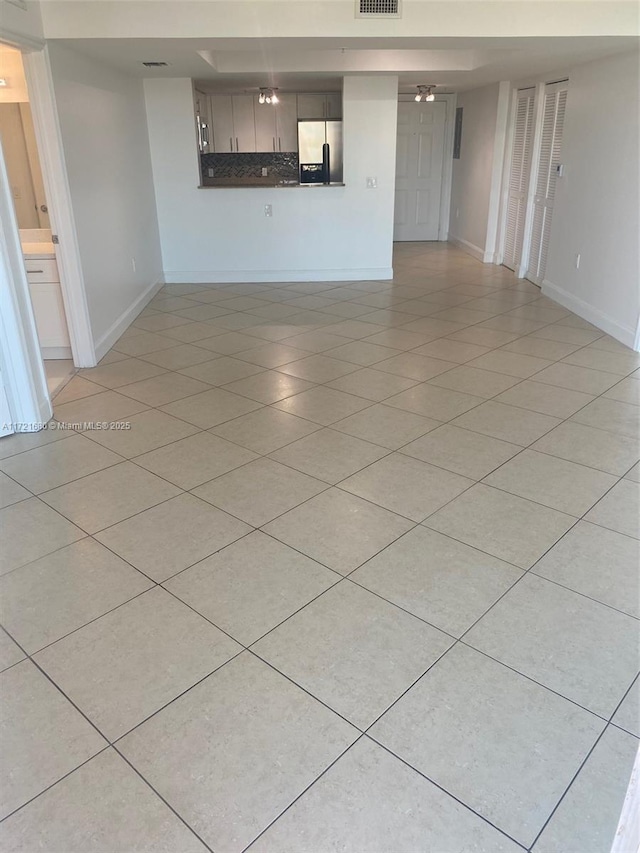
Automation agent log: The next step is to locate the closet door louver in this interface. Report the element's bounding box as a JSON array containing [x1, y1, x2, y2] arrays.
[[503, 88, 535, 271], [527, 83, 568, 284]]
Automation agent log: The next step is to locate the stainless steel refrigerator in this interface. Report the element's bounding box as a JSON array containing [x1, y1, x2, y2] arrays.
[[298, 120, 343, 184]]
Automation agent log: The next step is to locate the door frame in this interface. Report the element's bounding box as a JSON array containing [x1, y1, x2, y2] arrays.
[[0, 29, 95, 368], [496, 84, 539, 273], [0, 134, 51, 432], [397, 93, 456, 241]]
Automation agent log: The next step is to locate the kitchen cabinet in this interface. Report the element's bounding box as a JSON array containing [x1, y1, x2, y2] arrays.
[[254, 94, 298, 152], [254, 96, 277, 151], [275, 94, 298, 152], [210, 95, 256, 152], [210, 94, 235, 153], [296, 93, 342, 120], [325, 92, 342, 119], [194, 89, 212, 153], [231, 95, 257, 152], [203, 90, 341, 156]]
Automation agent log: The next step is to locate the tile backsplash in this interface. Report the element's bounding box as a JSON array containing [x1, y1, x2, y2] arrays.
[[201, 152, 299, 181]]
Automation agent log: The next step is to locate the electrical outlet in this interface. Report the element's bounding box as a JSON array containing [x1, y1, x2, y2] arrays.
[[131, 257, 136, 273], [261, 167, 268, 177], [366, 177, 377, 189], [264, 204, 273, 217]]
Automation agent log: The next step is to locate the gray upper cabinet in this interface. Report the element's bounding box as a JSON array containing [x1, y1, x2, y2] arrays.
[[209, 94, 256, 152], [203, 90, 341, 154], [254, 96, 277, 151], [232, 95, 256, 152], [210, 94, 235, 153], [296, 93, 342, 120], [253, 94, 299, 152], [275, 94, 298, 152], [325, 92, 342, 119], [296, 93, 325, 120]]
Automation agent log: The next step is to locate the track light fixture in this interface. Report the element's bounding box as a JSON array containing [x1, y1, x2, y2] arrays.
[[258, 87, 279, 105], [415, 85, 436, 102]]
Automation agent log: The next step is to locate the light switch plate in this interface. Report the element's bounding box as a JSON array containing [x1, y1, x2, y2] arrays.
[[264, 204, 273, 217], [366, 177, 378, 189]]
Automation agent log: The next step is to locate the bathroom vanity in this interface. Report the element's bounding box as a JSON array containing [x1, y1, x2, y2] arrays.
[[20, 229, 71, 359]]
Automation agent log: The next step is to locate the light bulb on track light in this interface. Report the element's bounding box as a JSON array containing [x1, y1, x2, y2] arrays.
[[415, 85, 436, 104]]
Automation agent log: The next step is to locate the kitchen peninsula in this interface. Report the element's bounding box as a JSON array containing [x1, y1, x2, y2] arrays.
[[143, 75, 398, 283], [194, 87, 344, 188]]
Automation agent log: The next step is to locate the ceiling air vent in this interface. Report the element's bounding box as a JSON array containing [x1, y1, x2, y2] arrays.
[[142, 61, 169, 68], [356, 0, 401, 17]]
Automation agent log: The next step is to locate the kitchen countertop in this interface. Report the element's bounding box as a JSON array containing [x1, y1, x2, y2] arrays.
[[199, 180, 345, 189]]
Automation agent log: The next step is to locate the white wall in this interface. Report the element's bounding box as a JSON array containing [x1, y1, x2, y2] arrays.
[[39, 0, 638, 40], [543, 50, 640, 349], [448, 82, 504, 261], [144, 75, 398, 282], [47, 42, 163, 353], [0, 0, 43, 44]]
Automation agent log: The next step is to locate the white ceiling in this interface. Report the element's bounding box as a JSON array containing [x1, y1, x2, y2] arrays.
[[54, 35, 638, 93]]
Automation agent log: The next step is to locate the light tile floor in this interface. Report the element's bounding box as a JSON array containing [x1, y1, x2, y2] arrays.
[[43, 358, 75, 397], [0, 242, 638, 852]]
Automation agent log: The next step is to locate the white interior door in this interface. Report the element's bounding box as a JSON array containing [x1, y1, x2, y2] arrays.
[[394, 100, 446, 241], [527, 82, 568, 284], [503, 88, 535, 271]]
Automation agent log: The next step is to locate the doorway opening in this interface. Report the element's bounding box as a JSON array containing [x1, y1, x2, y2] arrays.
[[0, 44, 74, 398]]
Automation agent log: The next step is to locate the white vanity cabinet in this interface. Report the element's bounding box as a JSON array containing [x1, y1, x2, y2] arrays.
[[20, 230, 71, 359]]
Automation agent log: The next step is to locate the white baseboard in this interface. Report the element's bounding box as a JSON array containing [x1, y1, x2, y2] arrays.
[[163, 268, 394, 284], [94, 277, 164, 363], [542, 278, 639, 351], [447, 235, 490, 264], [41, 346, 72, 359]]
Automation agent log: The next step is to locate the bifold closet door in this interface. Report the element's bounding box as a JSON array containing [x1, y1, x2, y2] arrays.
[[527, 82, 568, 285], [503, 88, 535, 272]]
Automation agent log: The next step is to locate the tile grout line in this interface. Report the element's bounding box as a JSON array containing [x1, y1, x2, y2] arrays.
[[1, 250, 637, 849]]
